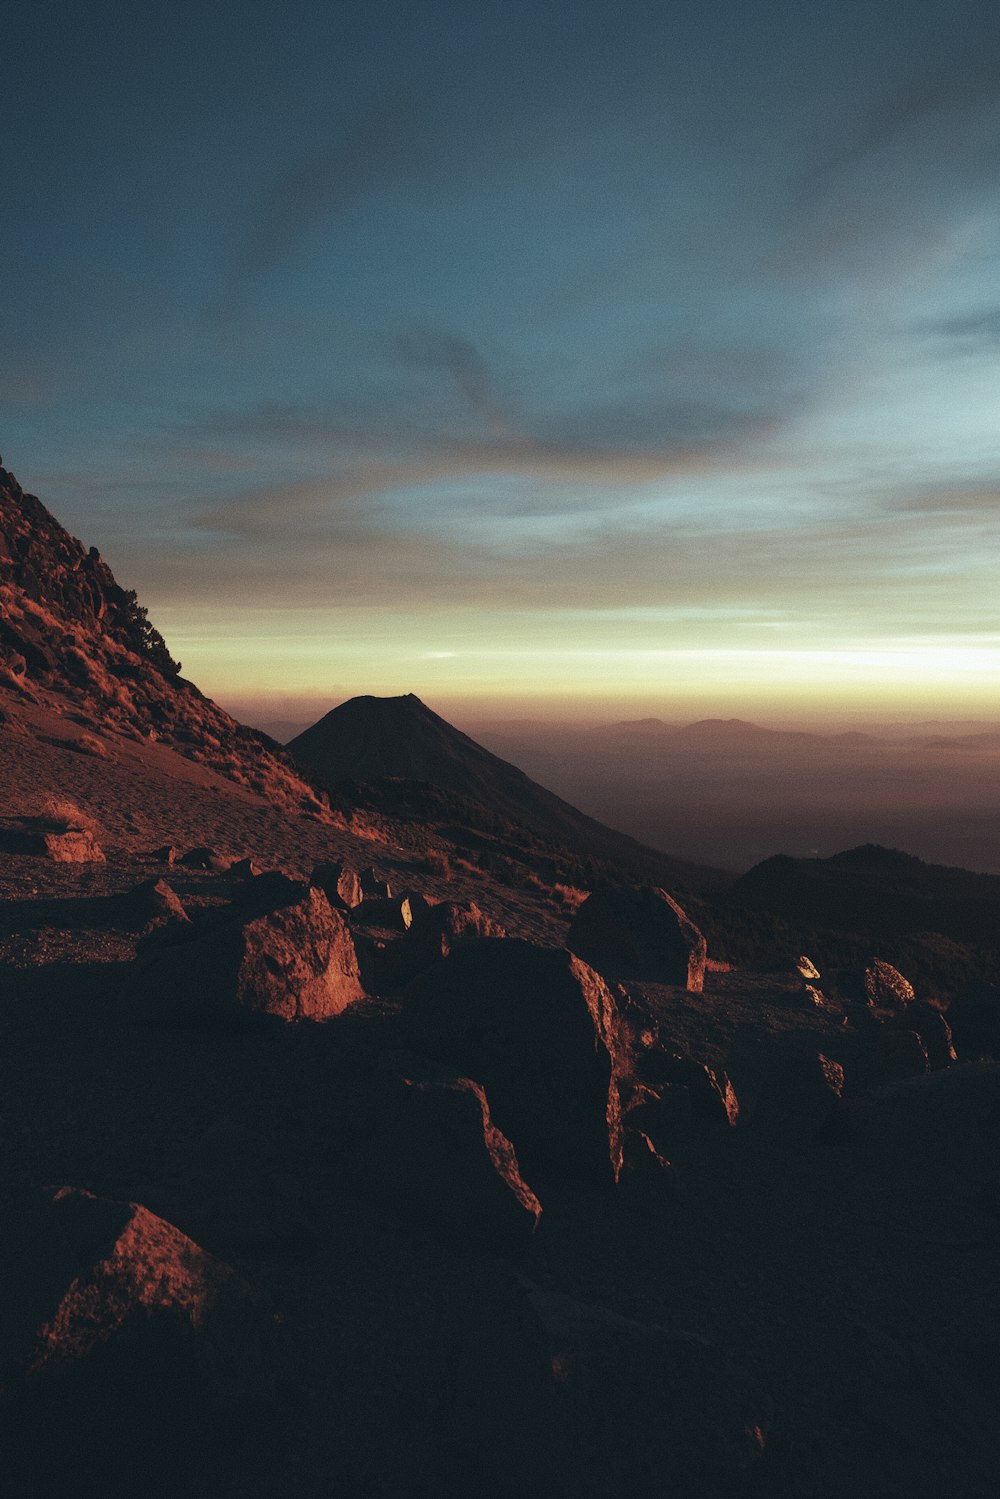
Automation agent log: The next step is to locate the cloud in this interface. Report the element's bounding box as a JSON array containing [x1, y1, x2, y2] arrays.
[[913, 306, 1000, 345], [396, 326, 508, 431], [797, 46, 1000, 207]]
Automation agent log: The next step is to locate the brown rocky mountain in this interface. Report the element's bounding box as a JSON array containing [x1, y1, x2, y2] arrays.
[[289, 692, 723, 891], [0, 461, 325, 816]]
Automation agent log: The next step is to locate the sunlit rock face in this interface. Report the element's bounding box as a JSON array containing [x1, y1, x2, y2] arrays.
[[132, 884, 366, 1024]]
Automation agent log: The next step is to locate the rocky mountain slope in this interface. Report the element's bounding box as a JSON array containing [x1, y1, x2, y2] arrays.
[[0, 461, 326, 817]]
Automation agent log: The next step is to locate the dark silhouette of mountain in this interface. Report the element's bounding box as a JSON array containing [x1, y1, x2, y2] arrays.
[[288, 694, 724, 889], [731, 842, 1000, 946]]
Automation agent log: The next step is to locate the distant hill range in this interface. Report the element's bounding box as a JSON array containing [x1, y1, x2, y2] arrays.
[[732, 843, 1000, 947], [288, 694, 723, 890]]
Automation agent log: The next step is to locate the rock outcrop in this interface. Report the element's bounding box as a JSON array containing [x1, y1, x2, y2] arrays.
[[0, 462, 328, 814], [131, 884, 365, 1024], [0, 1185, 273, 1490], [567, 885, 707, 990], [355, 1054, 542, 1249], [402, 938, 623, 1183]]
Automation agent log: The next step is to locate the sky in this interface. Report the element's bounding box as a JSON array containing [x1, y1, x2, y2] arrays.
[[4, 0, 1000, 725]]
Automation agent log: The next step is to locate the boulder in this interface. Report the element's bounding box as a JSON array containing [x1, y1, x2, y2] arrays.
[[229, 856, 261, 879], [309, 860, 363, 909], [528, 1289, 770, 1494], [946, 981, 1000, 1059], [179, 845, 231, 872], [40, 829, 104, 863], [350, 895, 413, 932], [360, 867, 392, 899], [865, 959, 915, 1011], [567, 885, 707, 990], [120, 877, 187, 931], [853, 1027, 929, 1093], [617, 1129, 680, 1213], [131, 884, 365, 1025], [355, 900, 507, 995], [0, 1186, 274, 1491], [151, 843, 178, 866], [356, 1054, 542, 1250], [755, 1051, 845, 1137], [907, 1002, 957, 1070], [649, 1053, 739, 1127], [402, 938, 623, 1183], [624, 1082, 693, 1148]]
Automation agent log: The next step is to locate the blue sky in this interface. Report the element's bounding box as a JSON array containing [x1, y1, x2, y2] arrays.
[[4, 0, 1000, 720]]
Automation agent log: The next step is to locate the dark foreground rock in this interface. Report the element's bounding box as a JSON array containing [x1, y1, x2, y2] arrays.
[[402, 938, 623, 1183], [567, 885, 707, 990], [528, 1289, 770, 1497], [0, 1186, 275, 1493], [353, 1054, 542, 1249], [130, 884, 366, 1024]]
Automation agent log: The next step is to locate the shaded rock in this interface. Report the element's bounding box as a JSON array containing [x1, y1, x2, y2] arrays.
[[179, 845, 231, 872], [624, 1083, 693, 1148], [360, 867, 392, 899], [0, 1186, 275, 1492], [567, 885, 707, 990], [120, 876, 188, 931], [227, 869, 307, 920], [755, 1051, 845, 1138], [842, 1062, 1000, 1167], [151, 843, 177, 866], [309, 860, 363, 910], [350, 895, 413, 932], [650, 1053, 739, 1127], [402, 938, 623, 1183], [617, 1129, 680, 1213], [355, 1054, 542, 1250], [229, 856, 261, 879], [131, 884, 365, 1025], [355, 900, 507, 995], [865, 959, 915, 1011], [946, 981, 1000, 1059], [528, 1289, 770, 1496], [853, 1028, 929, 1092], [907, 1002, 957, 1070], [847, 1327, 1000, 1491], [141, 1119, 308, 1254]]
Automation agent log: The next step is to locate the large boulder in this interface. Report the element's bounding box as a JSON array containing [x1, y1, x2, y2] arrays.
[[865, 959, 915, 1011], [567, 886, 707, 990], [309, 860, 363, 909], [355, 1054, 542, 1250], [130, 884, 365, 1024], [946, 981, 1000, 1059], [0, 1186, 273, 1491], [402, 938, 623, 1183]]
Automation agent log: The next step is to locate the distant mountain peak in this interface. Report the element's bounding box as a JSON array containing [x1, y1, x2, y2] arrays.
[[289, 693, 722, 888]]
